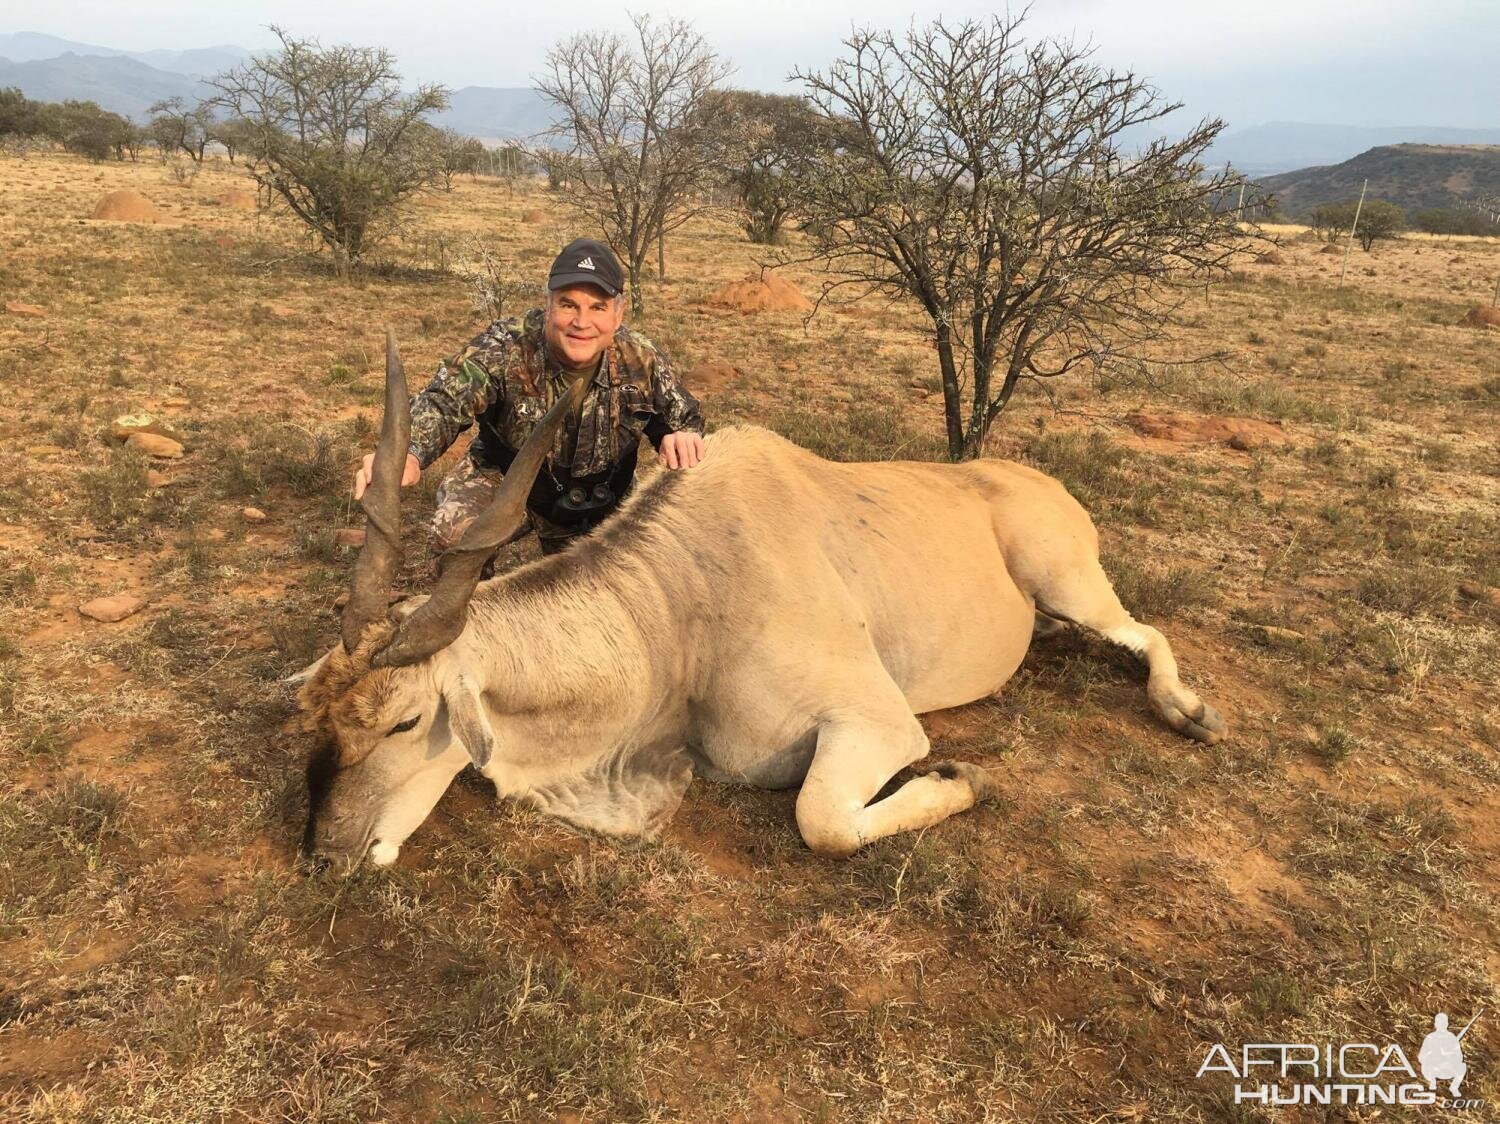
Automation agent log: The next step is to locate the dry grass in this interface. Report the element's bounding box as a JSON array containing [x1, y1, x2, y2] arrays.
[[1, 153, 1497, 1121]]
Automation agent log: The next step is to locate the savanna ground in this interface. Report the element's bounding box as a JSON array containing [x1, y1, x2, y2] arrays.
[[1, 152, 1497, 1123]]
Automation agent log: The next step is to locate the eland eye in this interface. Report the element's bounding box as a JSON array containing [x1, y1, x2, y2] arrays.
[[387, 716, 420, 736]]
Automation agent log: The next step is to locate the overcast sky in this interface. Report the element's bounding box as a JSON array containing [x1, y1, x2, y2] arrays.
[[7, 0, 1498, 129]]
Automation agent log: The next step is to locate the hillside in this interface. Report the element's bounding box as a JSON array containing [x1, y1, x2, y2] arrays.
[[1260, 143, 1500, 218], [0, 40, 553, 139], [0, 31, 249, 76], [1208, 122, 1500, 177], [431, 86, 556, 142], [0, 53, 206, 120]]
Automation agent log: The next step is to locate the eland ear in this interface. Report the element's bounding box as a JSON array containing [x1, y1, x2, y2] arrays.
[[282, 649, 334, 689], [390, 594, 425, 623], [443, 676, 495, 769]]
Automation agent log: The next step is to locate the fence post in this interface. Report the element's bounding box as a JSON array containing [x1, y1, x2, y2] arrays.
[[1339, 179, 1368, 287]]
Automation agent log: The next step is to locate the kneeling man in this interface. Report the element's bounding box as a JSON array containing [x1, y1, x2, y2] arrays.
[[353, 238, 706, 556]]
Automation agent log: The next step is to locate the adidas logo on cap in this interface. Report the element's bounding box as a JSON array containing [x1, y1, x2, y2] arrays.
[[578, 257, 595, 270]]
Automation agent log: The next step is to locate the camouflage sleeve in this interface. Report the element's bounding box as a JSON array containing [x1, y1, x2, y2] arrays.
[[406, 327, 511, 468], [643, 344, 705, 448]]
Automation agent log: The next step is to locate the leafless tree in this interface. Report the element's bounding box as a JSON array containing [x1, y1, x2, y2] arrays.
[[208, 115, 258, 165], [537, 14, 729, 315], [787, 15, 1253, 460], [209, 27, 448, 275], [414, 125, 487, 191], [147, 96, 211, 162], [701, 89, 838, 245]]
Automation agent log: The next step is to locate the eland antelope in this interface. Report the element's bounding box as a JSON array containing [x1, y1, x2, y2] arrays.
[[297, 334, 1225, 868]]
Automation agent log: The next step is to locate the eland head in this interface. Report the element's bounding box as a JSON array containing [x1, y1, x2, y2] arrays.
[[295, 331, 587, 870]]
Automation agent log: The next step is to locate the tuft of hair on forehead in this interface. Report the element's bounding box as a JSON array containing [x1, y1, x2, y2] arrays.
[[296, 623, 399, 734]]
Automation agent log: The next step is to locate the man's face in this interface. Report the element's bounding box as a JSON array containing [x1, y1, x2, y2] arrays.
[[544, 283, 624, 369]]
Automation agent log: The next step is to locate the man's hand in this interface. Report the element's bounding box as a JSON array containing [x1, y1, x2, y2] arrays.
[[353, 452, 422, 500], [658, 431, 706, 470]]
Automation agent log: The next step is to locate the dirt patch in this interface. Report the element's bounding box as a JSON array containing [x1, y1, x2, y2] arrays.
[[91, 190, 160, 223], [1462, 304, 1500, 328], [685, 362, 742, 397], [1125, 410, 1289, 449], [703, 270, 812, 314]]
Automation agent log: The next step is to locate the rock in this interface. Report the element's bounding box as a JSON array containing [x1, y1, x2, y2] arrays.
[[335, 528, 366, 547], [242, 507, 267, 524], [79, 594, 146, 623], [92, 190, 161, 223], [146, 470, 171, 488], [126, 432, 184, 459], [111, 412, 181, 443], [4, 301, 46, 318], [1248, 624, 1305, 644]]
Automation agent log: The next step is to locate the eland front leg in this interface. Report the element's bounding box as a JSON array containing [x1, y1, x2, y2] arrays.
[[793, 680, 998, 858]]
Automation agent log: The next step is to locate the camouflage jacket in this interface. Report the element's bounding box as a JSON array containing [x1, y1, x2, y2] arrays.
[[407, 309, 704, 480]]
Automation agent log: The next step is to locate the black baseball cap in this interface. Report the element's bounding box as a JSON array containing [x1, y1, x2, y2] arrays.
[[547, 238, 625, 297]]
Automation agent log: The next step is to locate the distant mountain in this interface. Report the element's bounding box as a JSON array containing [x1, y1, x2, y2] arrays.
[[0, 53, 206, 120], [126, 46, 252, 78], [1208, 122, 1500, 177], [0, 31, 549, 139], [0, 31, 123, 63], [431, 87, 557, 141], [0, 31, 249, 77], [1258, 144, 1500, 218]]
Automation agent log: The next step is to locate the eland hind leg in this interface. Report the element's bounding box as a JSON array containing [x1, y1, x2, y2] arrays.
[[986, 464, 1227, 744], [980, 462, 1226, 743], [1033, 561, 1227, 743], [794, 679, 998, 858]]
